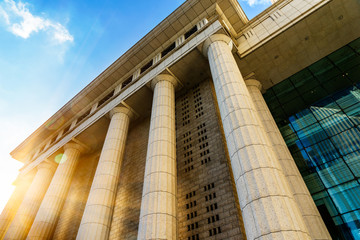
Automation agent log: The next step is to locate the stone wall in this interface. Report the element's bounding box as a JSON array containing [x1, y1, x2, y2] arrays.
[[109, 118, 150, 239], [175, 79, 245, 240]]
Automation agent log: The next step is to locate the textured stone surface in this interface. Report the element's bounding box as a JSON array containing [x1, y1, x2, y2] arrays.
[[53, 153, 99, 240], [4, 162, 56, 240], [0, 175, 33, 239], [109, 118, 149, 239], [204, 34, 310, 240], [76, 107, 133, 240], [138, 74, 178, 239], [26, 143, 84, 240], [175, 80, 246, 239], [245, 79, 331, 240]]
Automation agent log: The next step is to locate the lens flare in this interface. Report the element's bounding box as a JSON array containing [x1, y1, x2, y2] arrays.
[[54, 154, 67, 164]]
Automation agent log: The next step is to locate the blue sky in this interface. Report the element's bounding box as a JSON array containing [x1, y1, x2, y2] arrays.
[[0, 0, 271, 211]]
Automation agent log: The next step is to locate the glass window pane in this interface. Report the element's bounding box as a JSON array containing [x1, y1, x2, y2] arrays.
[[328, 46, 356, 67], [297, 123, 328, 147], [328, 181, 360, 214], [334, 87, 360, 109], [322, 75, 353, 95], [349, 38, 360, 54], [282, 97, 306, 116], [342, 211, 360, 240], [313, 191, 339, 216], [309, 58, 335, 77], [331, 128, 360, 155], [305, 139, 340, 165], [302, 86, 328, 105], [344, 151, 360, 178], [289, 109, 317, 131], [304, 173, 325, 194], [317, 159, 354, 188], [346, 66, 360, 83], [319, 113, 355, 136]]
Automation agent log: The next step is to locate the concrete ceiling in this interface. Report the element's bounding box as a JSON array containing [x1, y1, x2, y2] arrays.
[[235, 0, 360, 90]]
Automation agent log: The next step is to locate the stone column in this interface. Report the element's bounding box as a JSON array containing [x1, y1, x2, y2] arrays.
[[26, 143, 85, 240], [203, 34, 310, 240], [0, 175, 33, 239], [138, 74, 177, 240], [76, 107, 133, 240], [245, 79, 331, 239], [4, 162, 56, 240]]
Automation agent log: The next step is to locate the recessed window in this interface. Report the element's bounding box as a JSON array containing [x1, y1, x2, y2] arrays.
[[161, 42, 176, 58], [185, 25, 198, 39], [140, 59, 153, 74], [122, 76, 132, 88]]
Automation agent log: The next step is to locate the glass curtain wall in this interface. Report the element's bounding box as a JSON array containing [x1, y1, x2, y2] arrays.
[[264, 37, 360, 240]]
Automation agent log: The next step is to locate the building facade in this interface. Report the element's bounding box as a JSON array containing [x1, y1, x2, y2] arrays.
[[0, 0, 359, 239]]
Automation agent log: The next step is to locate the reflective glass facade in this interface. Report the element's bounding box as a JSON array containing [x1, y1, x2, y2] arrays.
[[264, 37, 360, 240]]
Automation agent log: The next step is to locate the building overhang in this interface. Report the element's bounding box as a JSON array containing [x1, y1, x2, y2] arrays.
[[10, 0, 248, 162]]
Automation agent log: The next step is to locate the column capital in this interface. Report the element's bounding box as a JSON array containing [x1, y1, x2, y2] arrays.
[[63, 142, 86, 154], [202, 34, 233, 58], [151, 74, 178, 90], [245, 79, 262, 91], [37, 160, 57, 172], [109, 106, 135, 120]]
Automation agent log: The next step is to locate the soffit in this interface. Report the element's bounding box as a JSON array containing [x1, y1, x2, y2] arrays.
[[11, 0, 248, 160], [236, 0, 360, 90]]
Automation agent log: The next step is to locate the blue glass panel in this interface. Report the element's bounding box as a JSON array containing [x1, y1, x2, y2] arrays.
[[264, 37, 360, 240], [289, 108, 317, 131], [342, 211, 360, 240], [343, 151, 360, 177], [328, 181, 360, 214], [297, 123, 327, 148], [305, 139, 340, 165], [319, 112, 355, 136], [331, 128, 360, 155], [317, 159, 354, 188]]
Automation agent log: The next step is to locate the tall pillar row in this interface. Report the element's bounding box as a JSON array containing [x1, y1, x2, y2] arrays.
[[76, 107, 134, 240], [245, 79, 331, 239], [4, 162, 56, 240], [0, 174, 33, 239], [203, 34, 311, 240], [138, 74, 178, 240], [26, 143, 85, 240]]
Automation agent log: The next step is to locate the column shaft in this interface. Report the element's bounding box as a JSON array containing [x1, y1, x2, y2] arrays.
[[246, 79, 331, 239], [26, 143, 83, 240], [76, 107, 132, 240], [204, 34, 310, 240], [0, 176, 32, 239], [138, 74, 177, 240], [4, 163, 56, 240]]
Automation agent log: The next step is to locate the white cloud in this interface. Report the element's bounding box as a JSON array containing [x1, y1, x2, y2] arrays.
[[241, 0, 272, 6], [0, 0, 73, 44]]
